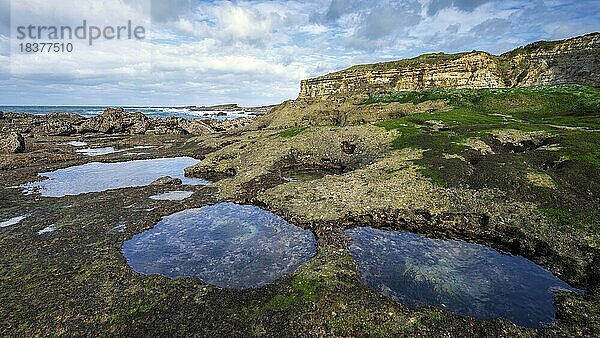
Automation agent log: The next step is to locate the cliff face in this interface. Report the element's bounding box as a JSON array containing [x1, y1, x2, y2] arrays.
[[299, 33, 600, 100]]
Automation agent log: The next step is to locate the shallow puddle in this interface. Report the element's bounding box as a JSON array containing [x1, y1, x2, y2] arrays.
[[113, 223, 127, 233], [21, 157, 207, 197], [149, 191, 194, 201], [123, 203, 316, 289], [37, 224, 57, 235], [346, 227, 580, 328], [75, 147, 123, 156], [0, 215, 27, 228], [63, 141, 88, 147]]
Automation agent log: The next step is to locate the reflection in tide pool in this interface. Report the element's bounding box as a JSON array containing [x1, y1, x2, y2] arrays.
[[123, 203, 317, 289], [21, 157, 207, 197], [346, 227, 580, 328]]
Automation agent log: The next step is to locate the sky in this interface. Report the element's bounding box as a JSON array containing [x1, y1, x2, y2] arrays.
[[0, 0, 598, 106]]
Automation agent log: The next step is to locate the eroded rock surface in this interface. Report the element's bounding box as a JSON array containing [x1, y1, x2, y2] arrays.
[[299, 33, 600, 100], [0, 132, 25, 154]]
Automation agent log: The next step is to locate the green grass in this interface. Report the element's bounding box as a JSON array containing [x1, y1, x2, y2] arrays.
[[278, 127, 309, 138], [559, 131, 600, 167], [337, 52, 470, 73], [363, 85, 600, 119], [543, 208, 600, 234], [372, 86, 600, 235], [372, 85, 600, 165], [258, 275, 322, 313], [414, 160, 448, 186]]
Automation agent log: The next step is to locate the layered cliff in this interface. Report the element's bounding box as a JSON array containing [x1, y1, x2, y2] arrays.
[[299, 33, 600, 100]]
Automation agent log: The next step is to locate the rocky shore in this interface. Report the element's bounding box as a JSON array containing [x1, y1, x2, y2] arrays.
[[1, 34, 599, 337], [0, 107, 254, 138], [299, 33, 600, 99]]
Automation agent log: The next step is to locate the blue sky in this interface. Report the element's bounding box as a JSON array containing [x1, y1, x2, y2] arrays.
[[0, 0, 598, 106]]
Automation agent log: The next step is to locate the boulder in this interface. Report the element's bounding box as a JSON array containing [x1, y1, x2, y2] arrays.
[[78, 108, 149, 134], [146, 117, 190, 135], [150, 176, 183, 186], [33, 117, 78, 136], [0, 133, 25, 154], [178, 119, 213, 135], [146, 117, 213, 136]]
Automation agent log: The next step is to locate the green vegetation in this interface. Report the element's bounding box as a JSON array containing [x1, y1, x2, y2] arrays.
[[338, 52, 470, 73], [543, 208, 600, 235], [364, 85, 600, 121], [258, 275, 322, 313], [414, 160, 448, 186], [260, 294, 298, 312], [371, 84, 600, 247], [278, 126, 309, 138], [501, 40, 561, 58]]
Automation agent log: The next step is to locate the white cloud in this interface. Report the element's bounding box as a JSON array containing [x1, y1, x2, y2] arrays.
[[1, 0, 599, 106], [299, 24, 329, 34], [211, 3, 274, 42]]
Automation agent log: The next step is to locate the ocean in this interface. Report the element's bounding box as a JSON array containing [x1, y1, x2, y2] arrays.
[[0, 106, 262, 120]]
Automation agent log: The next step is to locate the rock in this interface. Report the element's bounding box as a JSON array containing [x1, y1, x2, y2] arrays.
[[0, 133, 25, 154], [526, 172, 557, 189], [33, 115, 80, 136], [150, 176, 183, 186], [204, 117, 254, 132], [78, 108, 149, 134], [146, 117, 190, 135], [180, 120, 214, 135], [340, 141, 356, 155], [298, 33, 600, 100], [0, 113, 47, 135], [490, 129, 554, 152], [462, 138, 495, 155], [146, 117, 215, 136]]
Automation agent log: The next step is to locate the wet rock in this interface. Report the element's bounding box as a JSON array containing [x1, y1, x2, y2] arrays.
[[0, 132, 25, 154], [78, 108, 149, 134], [150, 176, 183, 186]]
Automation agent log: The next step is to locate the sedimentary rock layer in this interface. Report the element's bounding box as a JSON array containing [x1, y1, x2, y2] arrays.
[[299, 33, 600, 99]]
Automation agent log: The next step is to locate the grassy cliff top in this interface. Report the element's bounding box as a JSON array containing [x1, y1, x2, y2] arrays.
[[321, 32, 599, 77], [332, 52, 475, 74]]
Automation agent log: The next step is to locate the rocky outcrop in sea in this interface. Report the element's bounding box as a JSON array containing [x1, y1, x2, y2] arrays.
[[0, 107, 254, 138]]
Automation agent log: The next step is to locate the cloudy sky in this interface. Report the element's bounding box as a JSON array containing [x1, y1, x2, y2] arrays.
[[0, 0, 598, 106]]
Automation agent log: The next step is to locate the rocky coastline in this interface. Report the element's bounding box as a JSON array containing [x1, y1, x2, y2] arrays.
[[1, 33, 599, 337]]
